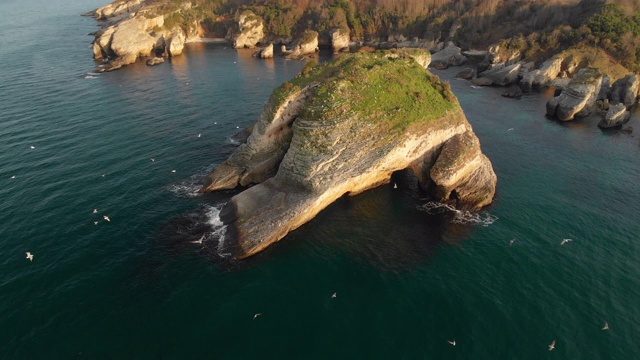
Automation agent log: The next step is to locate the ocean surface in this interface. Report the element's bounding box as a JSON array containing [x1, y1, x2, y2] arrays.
[[2, 0, 640, 358]]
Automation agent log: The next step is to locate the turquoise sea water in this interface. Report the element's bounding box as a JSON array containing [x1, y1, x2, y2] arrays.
[[2, 0, 640, 358]]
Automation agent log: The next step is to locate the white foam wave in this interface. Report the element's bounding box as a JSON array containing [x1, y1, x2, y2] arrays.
[[227, 137, 242, 145], [417, 201, 497, 227], [168, 183, 202, 198], [86, 72, 100, 76], [84, 75, 98, 79], [204, 204, 230, 257]]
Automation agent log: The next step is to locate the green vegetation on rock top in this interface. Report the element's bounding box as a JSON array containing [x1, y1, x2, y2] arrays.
[[268, 51, 457, 138]]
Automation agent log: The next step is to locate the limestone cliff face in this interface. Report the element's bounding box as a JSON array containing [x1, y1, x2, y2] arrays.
[[233, 11, 264, 49], [609, 74, 640, 107], [546, 67, 603, 121], [201, 51, 496, 258]]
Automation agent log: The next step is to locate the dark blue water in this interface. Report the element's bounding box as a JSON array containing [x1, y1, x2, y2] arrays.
[[2, 0, 640, 358]]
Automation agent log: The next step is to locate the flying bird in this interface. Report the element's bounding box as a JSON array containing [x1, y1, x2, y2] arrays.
[[393, 183, 397, 189], [253, 313, 261, 320], [560, 238, 572, 246], [103, 216, 110, 222], [171, 170, 176, 173], [93, 208, 98, 213], [150, 158, 155, 162], [198, 133, 201, 138], [30, 146, 35, 149], [509, 238, 516, 246], [190, 234, 205, 244], [447, 340, 456, 346], [602, 322, 609, 330], [10, 175, 16, 179], [94, 221, 98, 225], [331, 292, 337, 298], [25, 252, 34, 261], [549, 340, 556, 351]]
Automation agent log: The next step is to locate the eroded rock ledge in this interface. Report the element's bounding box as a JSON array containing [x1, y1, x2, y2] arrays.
[[201, 51, 497, 258]]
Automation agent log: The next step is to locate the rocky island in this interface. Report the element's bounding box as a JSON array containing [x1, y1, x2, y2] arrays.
[[200, 50, 496, 258]]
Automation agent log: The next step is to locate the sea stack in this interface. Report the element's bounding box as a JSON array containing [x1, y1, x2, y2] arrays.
[[201, 50, 497, 258]]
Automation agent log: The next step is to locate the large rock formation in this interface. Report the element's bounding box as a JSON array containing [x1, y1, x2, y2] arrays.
[[94, 0, 144, 20], [520, 57, 563, 92], [90, 0, 191, 71], [233, 10, 264, 49], [546, 67, 603, 121], [609, 74, 640, 107], [478, 43, 521, 73], [201, 51, 496, 258], [331, 28, 350, 53], [283, 30, 319, 58], [472, 63, 521, 86], [598, 103, 631, 128], [430, 42, 466, 69], [253, 44, 274, 59]]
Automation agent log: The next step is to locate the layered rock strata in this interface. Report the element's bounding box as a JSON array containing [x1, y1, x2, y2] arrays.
[[201, 51, 496, 258]]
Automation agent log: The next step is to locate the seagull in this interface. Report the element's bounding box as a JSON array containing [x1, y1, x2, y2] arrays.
[[26, 252, 34, 261], [103, 215, 110, 222], [602, 322, 609, 330], [331, 292, 337, 298], [236, 126, 240, 129], [10, 175, 16, 179], [93, 208, 98, 214], [508, 128, 514, 131], [94, 221, 99, 225], [190, 234, 205, 244], [509, 238, 516, 246], [214, 122, 217, 125], [171, 170, 176, 173], [561, 238, 572, 246], [198, 133, 201, 138], [150, 158, 155, 162], [549, 339, 556, 351], [393, 183, 397, 189], [30, 146, 35, 149], [101, 174, 105, 177], [253, 313, 261, 320], [447, 340, 456, 346]]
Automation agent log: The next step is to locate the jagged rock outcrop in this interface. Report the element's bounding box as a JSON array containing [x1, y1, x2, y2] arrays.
[[473, 63, 521, 86], [253, 43, 274, 59], [283, 30, 319, 58], [200, 52, 496, 258], [331, 28, 350, 53], [598, 103, 631, 128], [430, 42, 466, 69], [520, 57, 563, 92], [546, 67, 603, 121], [166, 27, 186, 57], [609, 74, 640, 107], [233, 10, 264, 49]]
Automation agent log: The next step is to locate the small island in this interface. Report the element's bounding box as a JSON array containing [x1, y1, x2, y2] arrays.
[[200, 50, 497, 258]]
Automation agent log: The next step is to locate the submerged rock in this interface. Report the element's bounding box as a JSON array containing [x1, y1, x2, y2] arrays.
[[201, 52, 496, 258], [146, 57, 164, 66], [253, 44, 274, 59]]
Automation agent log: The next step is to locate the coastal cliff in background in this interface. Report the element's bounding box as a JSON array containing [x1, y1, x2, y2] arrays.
[[200, 50, 496, 258]]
